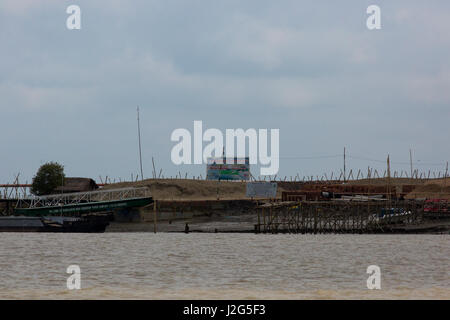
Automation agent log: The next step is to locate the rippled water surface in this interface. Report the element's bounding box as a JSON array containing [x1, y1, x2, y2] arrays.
[[0, 233, 448, 299]]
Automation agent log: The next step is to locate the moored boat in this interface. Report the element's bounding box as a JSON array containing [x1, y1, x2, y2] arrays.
[[0, 214, 110, 233]]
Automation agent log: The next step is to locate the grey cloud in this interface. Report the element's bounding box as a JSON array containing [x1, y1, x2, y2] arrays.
[[1, 0, 449, 182]]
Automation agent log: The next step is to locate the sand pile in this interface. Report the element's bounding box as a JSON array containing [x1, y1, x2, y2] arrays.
[[347, 178, 425, 186], [405, 178, 450, 200], [102, 177, 449, 201], [102, 179, 251, 200]]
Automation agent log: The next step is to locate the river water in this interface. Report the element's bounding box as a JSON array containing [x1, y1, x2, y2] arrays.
[[0, 233, 448, 299]]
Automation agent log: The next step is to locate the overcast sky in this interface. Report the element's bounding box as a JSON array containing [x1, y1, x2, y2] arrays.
[[1, 0, 449, 183]]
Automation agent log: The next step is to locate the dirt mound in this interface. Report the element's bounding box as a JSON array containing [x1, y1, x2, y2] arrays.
[[405, 178, 450, 200], [102, 177, 450, 201], [347, 178, 425, 186], [102, 179, 250, 200]]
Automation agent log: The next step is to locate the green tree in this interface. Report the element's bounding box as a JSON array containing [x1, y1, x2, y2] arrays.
[[31, 162, 65, 196]]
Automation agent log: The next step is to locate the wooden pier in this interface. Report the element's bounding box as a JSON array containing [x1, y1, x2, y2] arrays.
[[255, 200, 450, 234]]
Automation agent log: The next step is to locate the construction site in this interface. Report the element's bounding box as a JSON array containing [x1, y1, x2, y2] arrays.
[[1, 105, 448, 233], [1, 170, 449, 234]]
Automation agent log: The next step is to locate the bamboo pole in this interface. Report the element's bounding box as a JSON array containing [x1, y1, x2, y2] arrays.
[[153, 200, 157, 233]]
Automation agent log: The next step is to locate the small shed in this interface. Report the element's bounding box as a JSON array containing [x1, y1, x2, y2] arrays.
[[55, 177, 99, 194]]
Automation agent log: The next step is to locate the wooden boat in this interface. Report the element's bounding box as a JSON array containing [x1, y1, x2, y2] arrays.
[[0, 214, 110, 233]]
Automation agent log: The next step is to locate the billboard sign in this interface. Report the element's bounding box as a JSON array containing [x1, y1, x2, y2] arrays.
[[246, 182, 278, 198], [206, 157, 250, 181]]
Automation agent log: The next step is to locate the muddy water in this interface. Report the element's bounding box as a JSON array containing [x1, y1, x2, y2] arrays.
[[0, 233, 448, 299]]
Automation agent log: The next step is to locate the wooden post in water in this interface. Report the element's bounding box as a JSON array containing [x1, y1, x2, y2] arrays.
[[257, 207, 261, 233], [263, 207, 266, 233], [313, 208, 317, 234], [269, 203, 273, 233], [153, 200, 157, 233]]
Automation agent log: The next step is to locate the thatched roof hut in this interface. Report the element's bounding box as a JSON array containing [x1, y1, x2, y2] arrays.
[[55, 177, 99, 194]]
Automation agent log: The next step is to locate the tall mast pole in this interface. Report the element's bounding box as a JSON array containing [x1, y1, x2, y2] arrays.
[[387, 154, 391, 205], [409, 149, 413, 178], [137, 106, 144, 181], [343, 147, 346, 183]]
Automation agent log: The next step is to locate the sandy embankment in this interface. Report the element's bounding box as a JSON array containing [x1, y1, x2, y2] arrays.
[[102, 177, 450, 201], [102, 179, 260, 200], [404, 178, 450, 200], [101, 178, 449, 232]]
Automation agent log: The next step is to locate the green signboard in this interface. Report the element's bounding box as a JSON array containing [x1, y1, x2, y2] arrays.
[[206, 157, 250, 180]]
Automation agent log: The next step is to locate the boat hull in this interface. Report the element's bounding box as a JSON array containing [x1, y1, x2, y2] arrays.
[[0, 215, 110, 233]]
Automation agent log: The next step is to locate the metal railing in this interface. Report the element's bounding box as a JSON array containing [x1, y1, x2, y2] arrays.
[[17, 187, 151, 208]]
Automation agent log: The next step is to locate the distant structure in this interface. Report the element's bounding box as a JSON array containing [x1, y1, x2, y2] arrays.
[[206, 157, 250, 181], [55, 177, 99, 194]]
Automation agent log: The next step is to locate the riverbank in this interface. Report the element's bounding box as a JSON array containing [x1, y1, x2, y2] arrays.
[[102, 177, 450, 201], [102, 178, 450, 233]]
